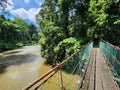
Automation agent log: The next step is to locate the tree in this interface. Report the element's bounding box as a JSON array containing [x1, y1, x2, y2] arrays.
[[68, 0, 90, 37], [36, 0, 58, 29], [36, 0, 120, 66], [0, 15, 21, 51], [13, 17, 30, 41], [36, 0, 91, 65], [58, 0, 70, 37], [88, 0, 120, 45], [0, 0, 8, 10], [28, 23, 38, 41], [0, 15, 38, 52], [39, 23, 64, 65]]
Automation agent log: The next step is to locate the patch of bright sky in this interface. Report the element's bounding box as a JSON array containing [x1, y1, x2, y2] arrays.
[[13, 0, 41, 10], [2, 0, 44, 25]]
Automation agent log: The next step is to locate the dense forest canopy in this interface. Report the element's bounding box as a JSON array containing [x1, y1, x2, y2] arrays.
[[0, 0, 120, 66], [0, 1, 39, 52], [0, 14, 39, 52], [36, 0, 120, 65]]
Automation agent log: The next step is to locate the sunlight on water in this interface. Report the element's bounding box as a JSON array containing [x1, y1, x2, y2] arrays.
[[0, 62, 45, 90], [0, 46, 45, 90]]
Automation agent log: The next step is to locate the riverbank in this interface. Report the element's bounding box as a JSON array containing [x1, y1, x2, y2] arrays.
[[0, 45, 80, 90], [0, 45, 40, 63], [0, 45, 45, 90]]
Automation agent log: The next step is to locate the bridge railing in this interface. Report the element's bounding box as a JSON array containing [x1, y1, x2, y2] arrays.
[[100, 39, 120, 87], [23, 40, 93, 90]]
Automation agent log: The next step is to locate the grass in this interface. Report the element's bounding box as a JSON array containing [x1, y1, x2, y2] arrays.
[[37, 64, 80, 90]]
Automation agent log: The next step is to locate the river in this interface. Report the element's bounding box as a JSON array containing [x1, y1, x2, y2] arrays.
[[0, 45, 45, 90]]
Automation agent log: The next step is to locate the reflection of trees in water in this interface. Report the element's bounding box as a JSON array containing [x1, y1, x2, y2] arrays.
[[0, 65, 7, 74], [0, 54, 38, 74]]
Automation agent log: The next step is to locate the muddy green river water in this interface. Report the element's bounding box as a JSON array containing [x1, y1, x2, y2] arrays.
[[0, 46, 44, 90]]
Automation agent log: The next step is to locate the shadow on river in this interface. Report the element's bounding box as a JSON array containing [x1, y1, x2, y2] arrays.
[[0, 45, 45, 90]]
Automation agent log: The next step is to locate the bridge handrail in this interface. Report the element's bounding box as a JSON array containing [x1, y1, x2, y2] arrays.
[[100, 39, 120, 87], [100, 39, 120, 51], [23, 40, 93, 90], [100, 39, 120, 65]]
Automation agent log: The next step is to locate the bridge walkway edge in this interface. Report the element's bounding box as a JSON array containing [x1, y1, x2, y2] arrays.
[[80, 48, 119, 90]]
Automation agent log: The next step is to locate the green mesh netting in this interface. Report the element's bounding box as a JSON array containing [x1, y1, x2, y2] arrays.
[[100, 41, 120, 87], [63, 42, 93, 74], [40, 42, 93, 90], [61, 42, 93, 89]]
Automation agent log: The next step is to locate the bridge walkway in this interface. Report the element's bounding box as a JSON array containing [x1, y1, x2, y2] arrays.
[[80, 48, 119, 90]]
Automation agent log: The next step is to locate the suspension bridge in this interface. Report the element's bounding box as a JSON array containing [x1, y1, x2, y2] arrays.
[[23, 39, 120, 90]]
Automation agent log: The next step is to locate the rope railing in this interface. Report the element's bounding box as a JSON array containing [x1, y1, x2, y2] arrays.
[[22, 40, 93, 90], [101, 39, 120, 50], [100, 39, 120, 87]]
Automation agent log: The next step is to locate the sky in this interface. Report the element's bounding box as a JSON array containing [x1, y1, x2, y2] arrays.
[[1, 0, 44, 25]]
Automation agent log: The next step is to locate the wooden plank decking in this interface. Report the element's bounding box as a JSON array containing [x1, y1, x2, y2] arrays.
[[80, 48, 119, 90]]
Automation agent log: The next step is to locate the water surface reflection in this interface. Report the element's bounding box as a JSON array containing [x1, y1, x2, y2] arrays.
[[0, 46, 45, 90]]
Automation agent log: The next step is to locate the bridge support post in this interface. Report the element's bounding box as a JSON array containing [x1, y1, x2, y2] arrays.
[[60, 69, 66, 90]]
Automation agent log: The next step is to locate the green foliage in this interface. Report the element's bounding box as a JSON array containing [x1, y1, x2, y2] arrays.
[[88, 0, 120, 44], [28, 24, 38, 42], [114, 18, 120, 24], [0, 40, 15, 52], [0, 15, 39, 52], [16, 42, 24, 47], [36, 0, 57, 29], [68, 21, 82, 37], [36, 0, 91, 65], [39, 23, 64, 65], [36, 0, 120, 66], [54, 37, 81, 61]]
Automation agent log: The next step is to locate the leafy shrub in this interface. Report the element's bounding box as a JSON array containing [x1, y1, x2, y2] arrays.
[[54, 37, 82, 62], [16, 42, 24, 47]]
